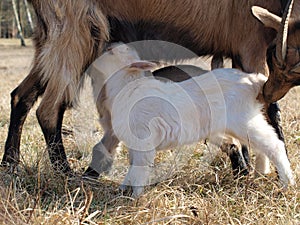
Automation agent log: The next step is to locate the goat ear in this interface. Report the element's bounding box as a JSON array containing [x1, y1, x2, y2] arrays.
[[129, 61, 158, 71], [252, 6, 281, 31], [290, 62, 300, 73]]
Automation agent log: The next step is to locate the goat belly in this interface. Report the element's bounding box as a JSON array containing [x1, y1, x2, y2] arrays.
[[110, 78, 215, 151]]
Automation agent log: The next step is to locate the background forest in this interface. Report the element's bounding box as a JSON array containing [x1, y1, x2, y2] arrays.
[[0, 0, 34, 45]]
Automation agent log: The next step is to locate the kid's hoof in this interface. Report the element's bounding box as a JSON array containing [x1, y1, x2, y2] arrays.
[[82, 166, 100, 179]]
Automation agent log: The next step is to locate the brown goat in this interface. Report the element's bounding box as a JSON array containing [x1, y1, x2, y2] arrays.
[[2, 0, 299, 176]]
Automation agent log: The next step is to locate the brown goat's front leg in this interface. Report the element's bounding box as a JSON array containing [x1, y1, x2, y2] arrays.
[[267, 102, 285, 143], [1, 69, 45, 170], [36, 88, 71, 174], [226, 145, 250, 178]]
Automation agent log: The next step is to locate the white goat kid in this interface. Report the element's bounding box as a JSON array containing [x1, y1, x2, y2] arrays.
[[88, 43, 295, 197]]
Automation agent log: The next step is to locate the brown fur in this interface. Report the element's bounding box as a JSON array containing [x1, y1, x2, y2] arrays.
[[29, 0, 300, 106], [99, 0, 281, 73], [98, 0, 300, 102], [35, 1, 108, 104]]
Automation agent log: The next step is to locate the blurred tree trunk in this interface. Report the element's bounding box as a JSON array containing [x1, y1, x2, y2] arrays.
[[12, 13, 15, 37], [0, 1, 2, 38], [23, 0, 33, 32], [11, 0, 25, 46]]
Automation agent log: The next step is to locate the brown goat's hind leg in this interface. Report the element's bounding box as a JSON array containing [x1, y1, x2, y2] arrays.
[[1, 70, 45, 170], [227, 145, 250, 178], [220, 141, 249, 178], [36, 89, 71, 174]]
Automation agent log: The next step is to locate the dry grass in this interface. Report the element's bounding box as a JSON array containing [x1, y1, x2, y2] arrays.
[[0, 39, 299, 224]]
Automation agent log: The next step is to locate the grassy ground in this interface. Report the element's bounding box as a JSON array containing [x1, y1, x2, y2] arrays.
[[0, 39, 299, 224]]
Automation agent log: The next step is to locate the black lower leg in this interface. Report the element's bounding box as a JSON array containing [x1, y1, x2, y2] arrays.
[[83, 166, 100, 179], [1, 73, 44, 169], [2, 89, 28, 167], [267, 102, 286, 179], [267, 102, 285, 142], [241, 145, 250, 166], [38, 104, 71, 174], [227, 144, 249, 178]]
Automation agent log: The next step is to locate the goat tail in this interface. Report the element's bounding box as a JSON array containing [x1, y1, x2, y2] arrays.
[[35, 0, 109, 106]]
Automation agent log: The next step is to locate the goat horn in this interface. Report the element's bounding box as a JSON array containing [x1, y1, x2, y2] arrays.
[[276, 0, 294, 65]]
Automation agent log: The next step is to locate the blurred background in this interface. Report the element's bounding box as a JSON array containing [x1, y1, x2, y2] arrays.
[[0, 0, 34, 46]]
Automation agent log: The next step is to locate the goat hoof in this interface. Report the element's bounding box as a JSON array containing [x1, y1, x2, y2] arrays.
[[119, 185, 143, 198], [233, 167, 249, 179], [119, 184, 134, 197], [82, 166, 100, 179], [131, 186, 144, 198]]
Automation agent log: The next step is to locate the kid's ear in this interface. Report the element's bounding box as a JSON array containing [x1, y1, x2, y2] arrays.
[[128, 61, 158, 71]]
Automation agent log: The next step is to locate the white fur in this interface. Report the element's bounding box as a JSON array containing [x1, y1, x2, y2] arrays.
[[88, 43, 295, 197]]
